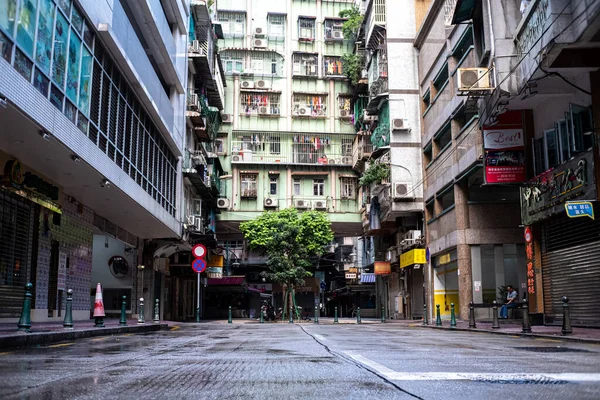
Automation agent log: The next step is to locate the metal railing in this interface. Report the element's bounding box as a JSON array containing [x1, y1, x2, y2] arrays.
[[365, 0, 386, 46]]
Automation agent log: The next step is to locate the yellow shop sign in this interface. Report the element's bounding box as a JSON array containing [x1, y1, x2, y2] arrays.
[[400, 249, 426, 269]]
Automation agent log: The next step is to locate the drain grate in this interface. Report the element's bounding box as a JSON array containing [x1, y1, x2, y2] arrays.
[[514, 346, 593, 353]]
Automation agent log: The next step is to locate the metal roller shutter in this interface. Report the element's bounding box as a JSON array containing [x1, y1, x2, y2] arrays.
[[542, 204, 600, 327]]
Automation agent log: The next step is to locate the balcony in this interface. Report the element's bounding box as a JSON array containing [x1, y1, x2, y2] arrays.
[[365, 0, 386, 49], [230, 131, 355, 166], [183, 149, 221, 201], [186, 94, 205, 130], [352, 133, 374, 171]]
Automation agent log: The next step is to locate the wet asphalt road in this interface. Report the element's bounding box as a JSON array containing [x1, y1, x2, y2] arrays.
[[1, 322, 600, 400]]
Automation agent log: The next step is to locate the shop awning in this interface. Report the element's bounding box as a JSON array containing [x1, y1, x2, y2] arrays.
[[208, 276, 245, 285], [360, 273, 376, 283]]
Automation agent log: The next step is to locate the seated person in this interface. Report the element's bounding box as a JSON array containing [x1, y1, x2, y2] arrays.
[[500, 285, 518, 318]]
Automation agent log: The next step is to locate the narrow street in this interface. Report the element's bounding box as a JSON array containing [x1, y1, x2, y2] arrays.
[[1, 323, 599, 399]]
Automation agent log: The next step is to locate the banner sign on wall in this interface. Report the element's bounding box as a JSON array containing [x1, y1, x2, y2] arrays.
[[374, 261, 391, 275], [483, 111, 526, 184]]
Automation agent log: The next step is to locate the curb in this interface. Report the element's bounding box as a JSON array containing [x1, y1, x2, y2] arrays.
[[418, 324, 600, 345], [0, 323, 169, 349]]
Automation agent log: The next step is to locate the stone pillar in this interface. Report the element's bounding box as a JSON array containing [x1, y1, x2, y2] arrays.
[[455, 181, 472, 320]]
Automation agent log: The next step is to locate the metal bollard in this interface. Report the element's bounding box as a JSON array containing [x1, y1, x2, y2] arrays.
[[260, 309, 264, 324], [450, 303, 457, 328], [289, 305, 293, 324], [228, 306, 232, 324], [521, 297, 531, 333], [561, 296, 572, 335], [435, 304, 442, 326], [468, 302, 476, 329], [119, 295, 127, 326], [422, 303, 428, 326], [314, 306, 319, 324], [492, 300, 500, 329], [63, 289, 74, 329], [17, 283, 33, 332], [381, 306, 385, 323], [356, 307, 361, 324], [153, 299, 160, 323], [334, 306, 338, 323], [138, 298, 145, 324]]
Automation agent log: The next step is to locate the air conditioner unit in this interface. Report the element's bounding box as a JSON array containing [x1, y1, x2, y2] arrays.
[[328, 159, 336, 165], [221, 113, 232, 123], [254, 39, 267, 48], [193, 216, 205, 233], [403, 230, 422, 243], [313, 200, 327, 210], [340, 110, 349, 118], [255, 80, 271, 89], [333, 31, 344, 39], [362, 111, 378, 123], [189, 40, 202, 53], [297, 107, 310, 116], [393, 182, 414, 201], [241, 80, 254, 89], [264, 198, 277, 207], [391, 118, 409, 131], [341, 156, 353, 165], [189, 93, 199, 109], [259, 106, 269, 114], [217, 198, 230, 209], [232, 155, 242, 162], [295, 199, 310, 209], [457, 68, 492, 90], [254, 27, 265, 37]]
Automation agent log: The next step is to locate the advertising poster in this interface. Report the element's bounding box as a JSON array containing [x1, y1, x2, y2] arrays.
[[483, 111, 526, 184]]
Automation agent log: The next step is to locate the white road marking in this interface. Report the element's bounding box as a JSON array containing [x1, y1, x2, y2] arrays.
[[343, 351, 600, 382], [313, 334, 327, 341]]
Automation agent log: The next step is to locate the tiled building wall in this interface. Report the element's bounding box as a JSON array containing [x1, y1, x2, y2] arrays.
[[35, 195, 94, 312]]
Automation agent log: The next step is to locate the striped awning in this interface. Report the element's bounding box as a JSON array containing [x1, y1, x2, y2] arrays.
[[360, 273, 376, 284], [207, 276, 245, 285]]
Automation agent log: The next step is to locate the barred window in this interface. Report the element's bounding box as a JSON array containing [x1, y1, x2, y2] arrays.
[[292, 94, 327, 117], [292, 53, 318, 77], [268, 14, 285, 38], [323, 56, 343, 77], [221, 51, 245, 74], [324, 19, 344, 41], [219, 12, 245, 37], [338, 96, 351, 118], [240, 92, 280, 116], [298, 18, 315, 41], [240, 174, 258, 198], [340, 178, 356, 200], [313, 179, 324, 196]]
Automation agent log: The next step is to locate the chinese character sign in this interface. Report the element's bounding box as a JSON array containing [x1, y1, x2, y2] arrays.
[[524, 226, 535, 297], [565, 201, 594, 220], [483, 111, 526, 184]]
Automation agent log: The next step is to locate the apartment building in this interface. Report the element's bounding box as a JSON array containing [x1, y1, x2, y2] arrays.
[[0, 0, 187, 322], [212, 0, 363, 316]]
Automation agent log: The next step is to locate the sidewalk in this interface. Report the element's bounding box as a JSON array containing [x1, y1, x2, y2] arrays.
[[0, 319, 169, 349]]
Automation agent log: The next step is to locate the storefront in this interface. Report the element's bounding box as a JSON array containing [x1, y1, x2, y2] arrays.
[[432, 250, 458, 317], [400, 249, 426, 320]]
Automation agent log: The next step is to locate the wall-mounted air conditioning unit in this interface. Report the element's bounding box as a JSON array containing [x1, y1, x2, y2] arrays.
[[259, 106, 269, 114], [391, 118, 410, 131], [241, 80, 254, 89], [362, 111, 378, 123], [192, 215, 205, 234], [231, 155, 242, 162], [189, 93, 199, 110], [328, 159, 336, 165], [339, 110, 349, 118], [403, 230, 422, 243], [341, 156, 353, 165], [393, 182, 414, 201], [297, 107, 310, 116], [264, 198, 277, 207], [295, 199, 310, 209], [189, 40, 202, 53], [457, 68, 492, 90], [221, 113, 232, 123], [255, 80, 271, 89], [254, 39, 267, 48], [333, 31, 344, 39], [217, 198, 230, 209], [254, 27, 265, 37], [313, 200, 327, 210]]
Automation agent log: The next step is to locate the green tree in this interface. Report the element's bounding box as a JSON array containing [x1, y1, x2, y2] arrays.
[[339, 6, 363, 42]]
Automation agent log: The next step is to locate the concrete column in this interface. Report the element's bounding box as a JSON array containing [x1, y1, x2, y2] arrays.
[[246, 0, 252, 49], [287, 167, 293, 207], [233, 75, 240, 129], [330, 168, 336, 211], [455, 181, 472, 319], [232, 166, 238, 210], [286, 0, 293, 131], [329, 80, 335, 132]]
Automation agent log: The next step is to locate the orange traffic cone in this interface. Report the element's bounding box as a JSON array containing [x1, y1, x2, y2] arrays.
[[93, 282, 105, 327]]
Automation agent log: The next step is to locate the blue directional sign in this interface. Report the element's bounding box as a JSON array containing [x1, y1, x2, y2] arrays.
[[320, 281, 326, 290], [192, 258, 207, 273], [565, 201, 594, 220]]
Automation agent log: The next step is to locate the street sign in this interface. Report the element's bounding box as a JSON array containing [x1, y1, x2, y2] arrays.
[[524, 226, 532, 243], [565, 201, 594, 220], [192, 244, 207, 258], [320, 281, 326, 290], [192, 258, 207, 273]]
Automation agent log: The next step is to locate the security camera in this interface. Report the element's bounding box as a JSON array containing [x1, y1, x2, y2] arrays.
[[100, 179, 111, 188]]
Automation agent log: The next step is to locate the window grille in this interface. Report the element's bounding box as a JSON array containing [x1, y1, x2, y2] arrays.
[[219, 12, 245, 37], [340, 178, 356, 199], [268, 14, 285, 38], [240, 174, 258, 197], [269, 177, 278, 195], [298, 18, 316, 40], [324, 19, 344, 41], [222, 51, 245, 74], [293, 179, 302, 196], [292, 53, 318, 77], [341, 138, 353, 156], [338, 96, 351, 117], [241, 92, 281, 116], [313, 179, 325, 196], [292, 94, 327, 117], [324, 56, 344, 76]]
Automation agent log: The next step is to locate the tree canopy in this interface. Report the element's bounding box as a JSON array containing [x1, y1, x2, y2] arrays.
[[239, 208, 334, 288]]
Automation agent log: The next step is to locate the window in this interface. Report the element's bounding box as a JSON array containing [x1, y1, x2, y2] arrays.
[[241, 93, 281, 116], [324, 19, 344, 41], [438, 187, 455, 213], [222, 51, 244, 74], [472, 4, 487, 63], [313, 179, 324, 196], [292, 94, 327, 117], [293, 179, 301, 196], [452, 105, 477, 135], [219, 12, 245, 37], [569, 103, 594, 153], [422, 90, 431, 115], [292, 53, 318, 77], [250, 56, 263, 74], [341, 138, 353, 156], [338, 96, 351, 118], [426, 199, 435, 221], [434, 122, 452, 155], [543, 129, 559, 169], [298, 18, 315, 41], [240, 174, 258, 198], [451, 25, 474, 66], [424, 142, 433, 166], [323, 56, 343, 77], [269, 136, 281, 154], [269, 177, 278, 195], [432, 63, 449, 98], [533, 137, 544, 175], [340, 178, 356, 199], [268, 14, 285, 38]]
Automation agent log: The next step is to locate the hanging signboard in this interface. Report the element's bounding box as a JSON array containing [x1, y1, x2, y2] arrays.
[[482, 111, 526, 184], [374, 261, 391, 275]]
